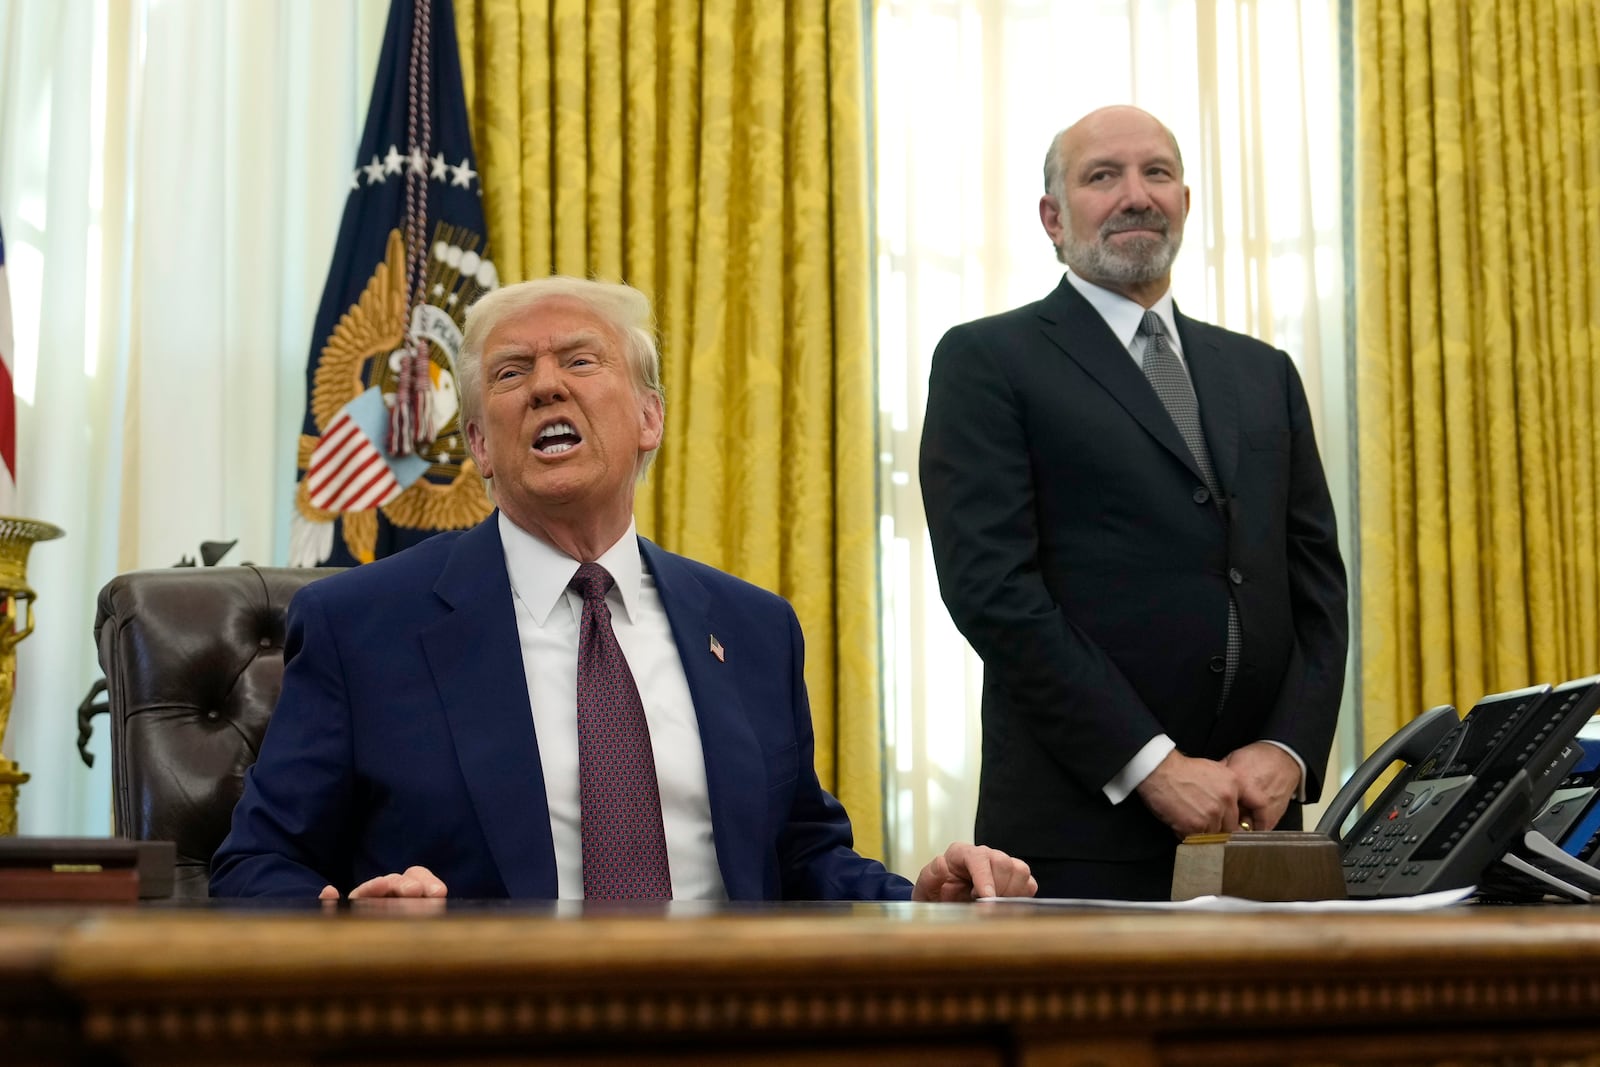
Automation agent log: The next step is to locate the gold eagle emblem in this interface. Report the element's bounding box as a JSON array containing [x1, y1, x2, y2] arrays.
[[296, 229, 491, 563]]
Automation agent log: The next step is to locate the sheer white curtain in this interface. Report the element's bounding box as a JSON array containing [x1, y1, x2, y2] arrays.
[[0, 0, 387, 835], [874, 0, 1353, 874]]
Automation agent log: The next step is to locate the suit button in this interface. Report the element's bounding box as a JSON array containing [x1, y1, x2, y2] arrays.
[[1228, 568, 1243, 585], [1192, 487, 1210, 504], [1209, 656, 1226, 673]]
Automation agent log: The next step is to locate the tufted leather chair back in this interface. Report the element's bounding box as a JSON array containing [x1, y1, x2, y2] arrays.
[[94, 565, 343, 898]]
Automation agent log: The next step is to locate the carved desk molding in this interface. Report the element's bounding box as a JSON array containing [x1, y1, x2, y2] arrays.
[[7, 901, 1600, 1066]]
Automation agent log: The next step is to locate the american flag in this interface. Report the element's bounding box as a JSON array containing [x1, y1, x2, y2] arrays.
[[0, 221, 14, 512], [306, 387, 428, 513]]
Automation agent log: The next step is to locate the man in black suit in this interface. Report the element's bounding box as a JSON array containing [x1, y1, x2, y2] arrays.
[[919, 105, 1348, 900]]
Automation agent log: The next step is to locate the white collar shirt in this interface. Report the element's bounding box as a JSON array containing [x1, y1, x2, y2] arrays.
[[498, 512, 727, 901], [1066, 270, 1186, 372]]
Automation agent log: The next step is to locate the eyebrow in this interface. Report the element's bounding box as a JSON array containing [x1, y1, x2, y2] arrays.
[[487, 329, 610, 359], [1076, 154, 1180, 176]]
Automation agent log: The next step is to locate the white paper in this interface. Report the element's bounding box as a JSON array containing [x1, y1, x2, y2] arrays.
[[980, 885, 1475, 912]]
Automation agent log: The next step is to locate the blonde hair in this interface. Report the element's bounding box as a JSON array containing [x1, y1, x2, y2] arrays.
[[457, 276, 666, 475]]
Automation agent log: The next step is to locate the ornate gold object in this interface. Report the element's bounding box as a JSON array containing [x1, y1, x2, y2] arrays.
[[0, 516, 65, 835]]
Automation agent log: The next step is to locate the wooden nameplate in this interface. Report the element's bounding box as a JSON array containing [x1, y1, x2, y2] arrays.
[[0, 836, 176, 902], [1171, 831, 1347, 902]]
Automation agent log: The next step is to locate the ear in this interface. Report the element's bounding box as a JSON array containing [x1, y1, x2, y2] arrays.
[[1182, 184, 1192, 220], [638, 391, 664, 454], [466, 417, 492, 480], [1039, 193, 1064, 244]]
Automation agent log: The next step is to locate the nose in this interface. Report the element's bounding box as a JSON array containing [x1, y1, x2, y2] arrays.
[[525, 357, 567, 406], [1121, 173, 1154, 211]]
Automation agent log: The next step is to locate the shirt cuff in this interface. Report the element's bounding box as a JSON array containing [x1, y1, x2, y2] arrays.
[[1104, 735, 1177, 805], [1262, 740, 1308, 801]]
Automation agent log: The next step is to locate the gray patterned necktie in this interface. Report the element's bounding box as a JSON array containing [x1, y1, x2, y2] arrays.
[[1138, 311, 1240, 707], [1139, 311, 1216, 493]]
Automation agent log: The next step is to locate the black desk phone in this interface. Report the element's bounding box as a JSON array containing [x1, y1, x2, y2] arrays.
[[1314, 675, 1600, 899], [1475, 732, 1600, 902], [1532, 736, 1600, 862]]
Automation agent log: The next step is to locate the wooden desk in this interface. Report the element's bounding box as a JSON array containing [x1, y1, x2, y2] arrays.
[[6, 901, 1600, 1066]]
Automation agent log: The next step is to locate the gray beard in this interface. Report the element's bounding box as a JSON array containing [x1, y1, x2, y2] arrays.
[[1060, 212, 1181, 285]]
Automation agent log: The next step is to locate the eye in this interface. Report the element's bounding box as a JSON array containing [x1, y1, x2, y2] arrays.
[[492, 364, 524, 384]]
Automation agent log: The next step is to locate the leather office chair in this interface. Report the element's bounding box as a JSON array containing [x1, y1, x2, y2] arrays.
[[94, 565, 342, 898]]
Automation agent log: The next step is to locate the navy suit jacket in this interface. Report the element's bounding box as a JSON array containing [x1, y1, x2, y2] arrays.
[[920, 276, 1348, 872], [211, 515, 911, 901]]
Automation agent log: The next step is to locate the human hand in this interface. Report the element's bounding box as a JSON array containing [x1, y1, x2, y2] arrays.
[[912, 843, 1037, 901], [318, 865, 449, 900], [1135, 750, 1244, 837], [1223, 742, 1301, 832]]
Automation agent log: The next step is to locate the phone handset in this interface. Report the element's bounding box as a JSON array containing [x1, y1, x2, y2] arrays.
[[1314, 704, 1461, 841]]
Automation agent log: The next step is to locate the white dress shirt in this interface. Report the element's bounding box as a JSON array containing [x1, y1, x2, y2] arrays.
[[1065, 272, 1306, 807], [499, 512, 727, 900]]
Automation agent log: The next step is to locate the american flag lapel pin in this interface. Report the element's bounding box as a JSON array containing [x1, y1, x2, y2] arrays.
[[709, 634, 725, 662]]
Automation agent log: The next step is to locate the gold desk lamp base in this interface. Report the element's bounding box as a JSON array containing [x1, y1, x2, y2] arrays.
[[0, 516, 65, 836]]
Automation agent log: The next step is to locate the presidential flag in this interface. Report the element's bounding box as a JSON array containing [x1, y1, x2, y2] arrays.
[[291, 0, 495, 567], [0, 219, 15, 513]]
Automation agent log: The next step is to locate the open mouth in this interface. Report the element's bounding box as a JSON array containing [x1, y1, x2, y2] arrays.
[[534, 420, 583, 455]]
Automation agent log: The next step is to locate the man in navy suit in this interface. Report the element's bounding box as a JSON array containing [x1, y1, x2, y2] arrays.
[[919, 106, 1348, 900], [213, 276, 1035, 903]]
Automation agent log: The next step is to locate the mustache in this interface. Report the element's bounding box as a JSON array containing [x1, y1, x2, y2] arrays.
[[1100, 211, 1170, 237]]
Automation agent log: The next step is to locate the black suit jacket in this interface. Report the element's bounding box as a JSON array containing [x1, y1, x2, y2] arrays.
[[919, 276, 1348, 868]]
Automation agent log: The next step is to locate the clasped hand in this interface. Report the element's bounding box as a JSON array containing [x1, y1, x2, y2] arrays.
[[1136, 742, 1301, 838]]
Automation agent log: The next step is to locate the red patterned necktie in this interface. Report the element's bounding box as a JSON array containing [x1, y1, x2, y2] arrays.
[[570, 562, 672, 900]]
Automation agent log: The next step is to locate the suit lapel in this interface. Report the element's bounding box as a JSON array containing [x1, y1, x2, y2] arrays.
[[421, 515, 558, 898], [1038, 278, 1208, 485], [1174, 307, 1240, 497], [639, 538, 766, 901]]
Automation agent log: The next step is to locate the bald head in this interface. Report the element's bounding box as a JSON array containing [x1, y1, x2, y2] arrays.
[[1043, 106, 1184, 204]]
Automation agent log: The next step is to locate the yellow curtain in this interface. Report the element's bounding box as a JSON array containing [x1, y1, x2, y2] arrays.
[[1357, 0, 1600, 750], [454, 0, 884, 857]]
